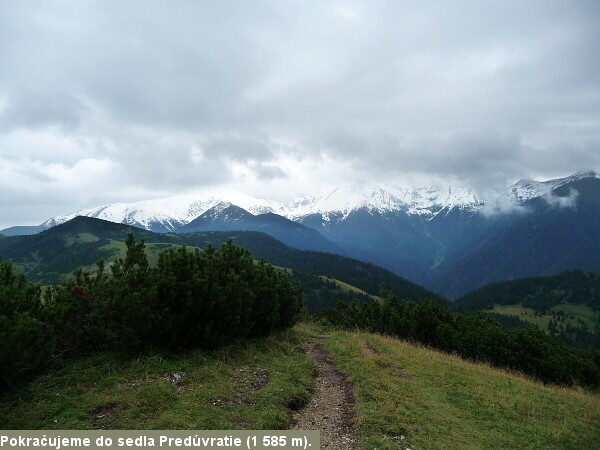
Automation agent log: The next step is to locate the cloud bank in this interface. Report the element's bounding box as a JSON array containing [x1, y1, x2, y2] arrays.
[[1, 1, 599, 227]]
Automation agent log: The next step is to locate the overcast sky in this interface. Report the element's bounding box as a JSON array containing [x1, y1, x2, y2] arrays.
[[1, 0, 599, 228]]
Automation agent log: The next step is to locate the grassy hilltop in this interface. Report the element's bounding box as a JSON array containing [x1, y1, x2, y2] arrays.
[[2, 324, 599, 449], [318, 327, 600, 449]]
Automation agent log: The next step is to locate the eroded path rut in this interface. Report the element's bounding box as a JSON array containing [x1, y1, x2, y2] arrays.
[[291, 342, 358, 449]]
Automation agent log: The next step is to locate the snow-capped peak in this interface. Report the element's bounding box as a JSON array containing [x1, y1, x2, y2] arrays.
[[198, 202, 252, 222], [40, 184, 485, 231], [42, 196, 222, 231], [278, 183, 483, 221], [396, 183, 483, 215], [37, 170, 597, 232], [280, 186, 405, 221], [508, 170, 599, 203], [41, 190, 282, 232]]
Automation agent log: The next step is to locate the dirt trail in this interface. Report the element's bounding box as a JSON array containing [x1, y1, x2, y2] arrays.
[[291, 342, 358, 449]]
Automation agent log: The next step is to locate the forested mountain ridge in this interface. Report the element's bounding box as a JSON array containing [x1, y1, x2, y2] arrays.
[[454, 270, 600, 349], [455, 270, 600, 312], [0, 216, 440, 304]]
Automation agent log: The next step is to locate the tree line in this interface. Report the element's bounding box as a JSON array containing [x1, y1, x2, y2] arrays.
[[455, 270, 600, 313], [454, 270, 600, 349], [0, 236, 302, 392], [322, 297, 600, 388]]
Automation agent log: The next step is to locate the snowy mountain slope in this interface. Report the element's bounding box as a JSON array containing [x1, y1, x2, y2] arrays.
[[278, 183, 483, 222], [507, 170, 599, 203], [41, 192, 282, 232], [14, 170, 598, 236], [37, 184, 485, 232], [432, 176, 600, 297], [284, 171, 596, 220]]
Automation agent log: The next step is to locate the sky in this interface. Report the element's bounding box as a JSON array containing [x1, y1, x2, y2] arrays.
[[1, 0, 600, 228]]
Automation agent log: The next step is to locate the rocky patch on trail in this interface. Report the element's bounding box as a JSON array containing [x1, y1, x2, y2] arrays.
[[161, 371, 186, 392]]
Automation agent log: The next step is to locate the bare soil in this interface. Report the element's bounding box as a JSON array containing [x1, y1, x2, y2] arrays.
[[291, 342, 357, 449]]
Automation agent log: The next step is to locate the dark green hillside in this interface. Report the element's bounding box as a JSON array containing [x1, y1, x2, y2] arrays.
[[0, 216, 441, 304], [433, 178, 600, 297], [455, 271, 600, 348], [249, 243, 442, 303], [177, 228, 442, 303], [0, 217, 158, 283], [455, 270, 600, 312], [288, 270, 373, 313]]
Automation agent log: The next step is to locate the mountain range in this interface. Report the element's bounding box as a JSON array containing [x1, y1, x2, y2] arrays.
[[0, 216, 439, 310], [3, 170, 600, 297]]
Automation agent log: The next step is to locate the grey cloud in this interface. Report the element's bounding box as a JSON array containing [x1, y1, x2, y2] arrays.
[[252, 163, 287, 181], [200, 133, 277, 161], [479, 199, 530, 218], [0, 0, 599, 227], [543, 188, 580, 209], [0, 89, 86, 132], [479, 186, 581, 219], [92, 132, 236, 190], [317, 131, 527, 188]]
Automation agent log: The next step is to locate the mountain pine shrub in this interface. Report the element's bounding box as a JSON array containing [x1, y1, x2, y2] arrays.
[[0, 261, 54, 391]]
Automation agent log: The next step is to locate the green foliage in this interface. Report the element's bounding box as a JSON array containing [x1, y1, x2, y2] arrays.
[[42, 236, 303, 357], [477, 311, 532, 329], [322, 297, 600, 387], [0, 261, 42, 317], [456, 271, 600, 312], [1, 236, 302, 394], [289, 270, 372, 313], [0, 261, 54, 391], [152, 241, 302, 348]]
